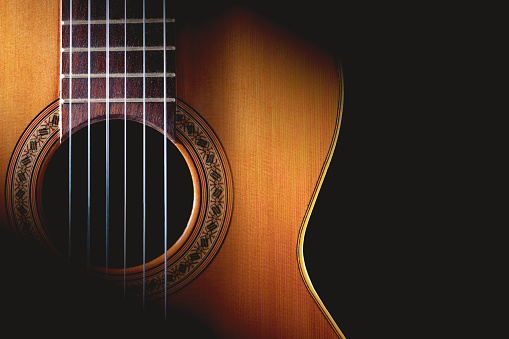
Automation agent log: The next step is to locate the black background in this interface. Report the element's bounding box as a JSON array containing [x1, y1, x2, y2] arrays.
[[1, 1, 493, 338]]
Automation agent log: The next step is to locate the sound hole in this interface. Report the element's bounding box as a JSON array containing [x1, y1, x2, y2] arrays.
[[42, 120, 193, 269]]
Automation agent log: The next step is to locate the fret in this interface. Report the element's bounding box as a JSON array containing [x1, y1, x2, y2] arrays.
[[62, 72, 175, 78], [62, 51, 175, 74], [62, 46, 175, 52], [62, 23, 175, 49], [62, 18, 175, 25], [62, 98, 176, 103], [61, 77, 175, 99], [59, 101, 176, 140]]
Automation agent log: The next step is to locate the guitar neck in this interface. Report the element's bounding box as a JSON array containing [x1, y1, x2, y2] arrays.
[[60, 0, 176, 140]]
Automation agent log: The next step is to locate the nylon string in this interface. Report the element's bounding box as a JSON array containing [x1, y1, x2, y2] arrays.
[[86, 0, 92, 270], [105, 0, 111, 276], [163, 0, 168, 320], [68, 0, 73, 261], [66, 0, 171, 311], [142, 0, 147, 308], [123, 0, 128, 300]]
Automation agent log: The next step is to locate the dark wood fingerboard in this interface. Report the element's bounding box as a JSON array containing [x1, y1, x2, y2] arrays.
[[60, 0, 175, 140]]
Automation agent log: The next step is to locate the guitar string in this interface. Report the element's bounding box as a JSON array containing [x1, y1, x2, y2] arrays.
[[87, 0, 92, 270], [68, 0, 73, 262], [65, 0, 169, 308], [142, 0, 146, 309], [123, 0, 127, 301], [163, 0, 168, 321], [105, 0, 111, 276]]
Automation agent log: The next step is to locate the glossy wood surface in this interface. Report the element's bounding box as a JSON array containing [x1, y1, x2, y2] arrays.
[[0, 0, 60, 230], [172, 9, 342, 338], [0, 2, 344, 338]]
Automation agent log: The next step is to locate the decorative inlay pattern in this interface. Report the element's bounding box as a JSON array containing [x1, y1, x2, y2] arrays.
[[5, 101, 60, 247], [5, 99, 233, 300], [121, 101, 233, 299]]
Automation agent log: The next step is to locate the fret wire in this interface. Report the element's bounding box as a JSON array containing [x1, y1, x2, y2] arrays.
[[62, 18, 175, 25], [62, 72, 175, 78], [62, 46, 175, 52], [62, 98, 175, 103]]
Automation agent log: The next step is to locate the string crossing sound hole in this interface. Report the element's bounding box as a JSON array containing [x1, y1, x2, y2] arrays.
[[42, 120, 193, 268]]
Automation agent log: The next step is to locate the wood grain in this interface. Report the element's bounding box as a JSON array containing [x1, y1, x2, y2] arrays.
[[171, 9, 344, 338], [0, 0, 60, 230], [0, 2, 344, 338]]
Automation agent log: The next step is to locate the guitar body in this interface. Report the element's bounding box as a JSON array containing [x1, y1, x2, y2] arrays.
[[0, 1, 344, 338]]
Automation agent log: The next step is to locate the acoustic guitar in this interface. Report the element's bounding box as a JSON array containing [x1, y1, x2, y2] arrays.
[[0, 1, 344, 337]]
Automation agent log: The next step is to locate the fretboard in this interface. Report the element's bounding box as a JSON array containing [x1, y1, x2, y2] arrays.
[[60, 0, 175, 140]]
